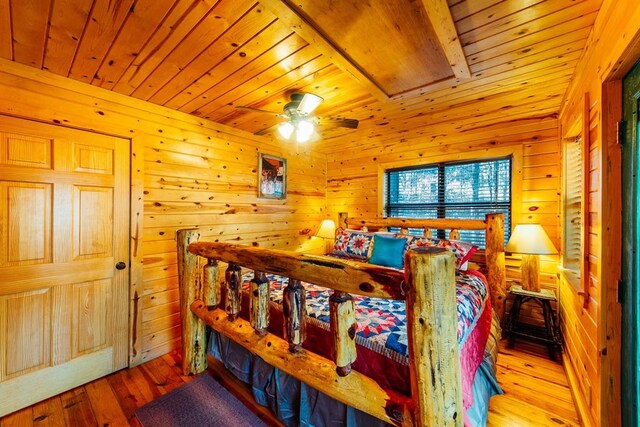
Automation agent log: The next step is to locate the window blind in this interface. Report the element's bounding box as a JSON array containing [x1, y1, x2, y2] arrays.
[[386, 157, 511, 248], [563, 136, 582, 273]]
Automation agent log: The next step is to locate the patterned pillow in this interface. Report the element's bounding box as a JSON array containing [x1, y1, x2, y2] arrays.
[[408, 237, 477, 270], [395, 233, 416, 250], [330, 228, 374, 260]]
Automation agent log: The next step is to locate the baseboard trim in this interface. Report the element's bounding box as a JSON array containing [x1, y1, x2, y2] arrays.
[[563, 353, 596, 427]]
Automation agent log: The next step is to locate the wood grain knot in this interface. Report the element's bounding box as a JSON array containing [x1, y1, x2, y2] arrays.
[[384, 402, 404, 425], [348, 323, 357, 340], [359, 282, 374, 292]]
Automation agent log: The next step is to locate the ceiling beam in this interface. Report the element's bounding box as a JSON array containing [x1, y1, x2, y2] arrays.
[[260, 0, 391, 102], [420, 0, 471, 79]]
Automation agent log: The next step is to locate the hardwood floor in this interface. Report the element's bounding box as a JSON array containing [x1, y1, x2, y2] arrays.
[[0, 340, 580, 427], [488, 341, 580, 426]]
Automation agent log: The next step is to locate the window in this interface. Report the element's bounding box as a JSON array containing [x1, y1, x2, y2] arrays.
[[385, 157, 512, 248], [562, 136, 583, 276]]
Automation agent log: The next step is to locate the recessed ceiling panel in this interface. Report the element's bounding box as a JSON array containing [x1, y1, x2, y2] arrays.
[[286, 0, 454, 97]]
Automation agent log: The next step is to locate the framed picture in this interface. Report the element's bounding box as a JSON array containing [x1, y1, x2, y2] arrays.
[[258, 153, 286, 199]]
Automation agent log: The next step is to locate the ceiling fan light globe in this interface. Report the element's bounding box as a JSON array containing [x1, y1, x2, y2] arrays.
[[296, 120, 314, 143], [277, 121, 295, 139]]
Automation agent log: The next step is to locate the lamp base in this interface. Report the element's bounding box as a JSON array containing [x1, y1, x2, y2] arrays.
[[520, 254, 540, 292]]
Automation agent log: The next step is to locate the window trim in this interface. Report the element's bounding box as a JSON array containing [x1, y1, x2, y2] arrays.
[[377, 146, 523, 238], [560, 94, 590, 299], [384, 157, 512, 243]]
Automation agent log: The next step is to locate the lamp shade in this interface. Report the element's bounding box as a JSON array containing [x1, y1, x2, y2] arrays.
[[506, 224, 558, 255], [316, 219, 336, 239]]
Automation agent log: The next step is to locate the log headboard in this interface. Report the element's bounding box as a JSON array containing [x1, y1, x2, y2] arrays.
[[339, 212, 507, 319]]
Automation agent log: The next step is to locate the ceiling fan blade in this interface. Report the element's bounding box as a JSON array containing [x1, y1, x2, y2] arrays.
[[296, 93, 323, 115], [236, 105, 283, 116], [254, 123, 281, 136], [316, 116, 359, 130]]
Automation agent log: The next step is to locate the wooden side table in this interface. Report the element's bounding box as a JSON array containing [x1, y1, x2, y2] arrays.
[[504, 284, 562, 359]]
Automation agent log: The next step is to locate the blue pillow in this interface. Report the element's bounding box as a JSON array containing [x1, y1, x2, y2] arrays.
[[368, 234, 408, 269]]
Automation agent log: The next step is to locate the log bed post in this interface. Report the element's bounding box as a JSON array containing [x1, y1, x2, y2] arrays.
[[485, 213, 506, 320], [225, 263, 242, 321], [176, 229, 207, 376], [250, 271, 270, 336], [405, 247, 462, 427], [338, 212, 348, 229], [329, 290, 357, 376], [203, 258, 221, 309], [283, 278, 307, 352]]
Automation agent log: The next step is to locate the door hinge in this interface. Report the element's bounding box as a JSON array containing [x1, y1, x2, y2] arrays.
[[617, 120, 626, 145], [618, 279, 624, 303]]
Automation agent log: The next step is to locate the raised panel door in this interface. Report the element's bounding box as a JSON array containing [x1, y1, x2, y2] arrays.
[[0, 116, 129, 416]]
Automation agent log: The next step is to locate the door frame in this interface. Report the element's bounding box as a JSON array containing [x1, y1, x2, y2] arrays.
[[621, 60, 640, 427], [0, 116, 136, 415], [128, 136, 146, 367], [601, 34, 640, 426]]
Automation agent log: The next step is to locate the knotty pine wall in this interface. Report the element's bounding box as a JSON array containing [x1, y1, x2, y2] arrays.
[[559, 1, 640, 426], [0, 59, 327, 367], [325, 116, 562, 323]]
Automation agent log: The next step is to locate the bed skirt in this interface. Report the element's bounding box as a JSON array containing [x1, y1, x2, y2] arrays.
[[206, 310, 503, 427]]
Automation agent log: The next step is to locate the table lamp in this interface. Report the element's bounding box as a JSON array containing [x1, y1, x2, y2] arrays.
[[315, 219, 336, 253], [506, 224, 558, 292]]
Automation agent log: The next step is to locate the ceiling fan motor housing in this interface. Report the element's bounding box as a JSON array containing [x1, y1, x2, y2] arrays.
[[242, 91, 357, 136], [284, 93, 306, 119]]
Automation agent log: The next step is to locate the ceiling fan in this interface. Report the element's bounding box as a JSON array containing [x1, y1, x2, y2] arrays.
[[236, 92, 359, 143]]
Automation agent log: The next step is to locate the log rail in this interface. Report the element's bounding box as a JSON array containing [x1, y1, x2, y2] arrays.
[[177, 213, 505, 427]]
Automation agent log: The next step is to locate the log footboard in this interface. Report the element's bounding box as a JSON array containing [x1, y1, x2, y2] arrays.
[[176, 213, 505, 426], [190, 302, 412, 425]]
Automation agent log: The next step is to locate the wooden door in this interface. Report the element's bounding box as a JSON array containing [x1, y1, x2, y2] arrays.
[[622, 59, 640, 426], [0, 116, 129, 416]]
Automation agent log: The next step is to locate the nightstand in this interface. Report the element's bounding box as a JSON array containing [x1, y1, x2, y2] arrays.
[[504, 283, 562, 360]]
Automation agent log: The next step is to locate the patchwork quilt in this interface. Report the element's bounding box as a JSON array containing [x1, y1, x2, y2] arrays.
[[239, 269, 491, 412], [241, 271, 488, 365]]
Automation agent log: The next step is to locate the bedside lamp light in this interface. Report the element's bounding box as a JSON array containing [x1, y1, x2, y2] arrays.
[[316, 219, 336, 239], [316, 219, 336, 253], [506, 224, 558, 292]]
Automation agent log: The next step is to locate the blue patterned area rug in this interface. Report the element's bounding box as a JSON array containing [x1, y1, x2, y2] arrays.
[[134, 374, 268, 427]]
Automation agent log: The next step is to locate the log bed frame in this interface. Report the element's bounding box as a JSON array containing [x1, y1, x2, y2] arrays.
[[177, 213, 506, 426]]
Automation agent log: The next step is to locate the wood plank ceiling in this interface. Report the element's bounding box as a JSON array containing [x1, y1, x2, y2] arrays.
[[0, 0, 602, 151]]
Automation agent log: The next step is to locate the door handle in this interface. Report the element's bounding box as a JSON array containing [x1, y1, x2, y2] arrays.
[[115, 261, 127, 270]]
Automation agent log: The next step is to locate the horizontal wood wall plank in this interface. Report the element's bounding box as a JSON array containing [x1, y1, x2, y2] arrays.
[[325, 116, 561, 305], [0, 59, 327, 366]]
